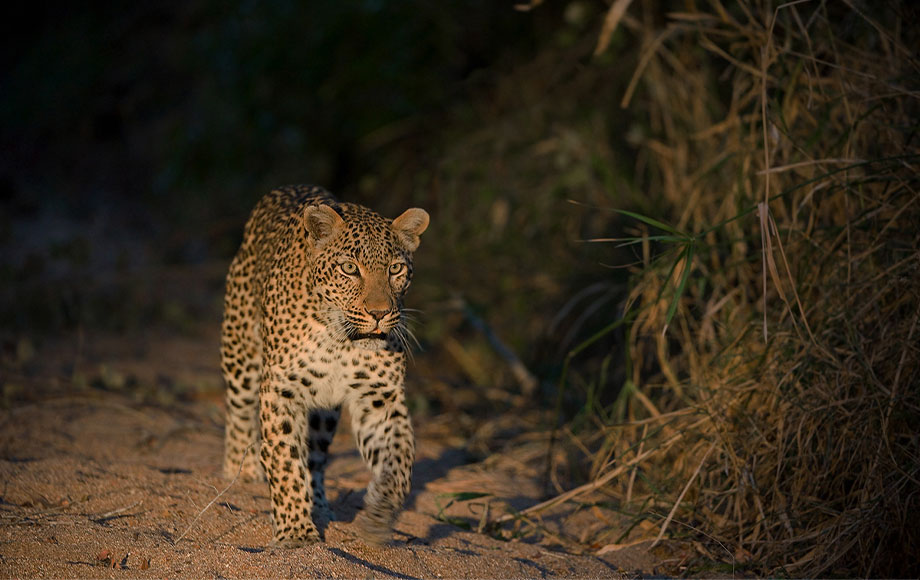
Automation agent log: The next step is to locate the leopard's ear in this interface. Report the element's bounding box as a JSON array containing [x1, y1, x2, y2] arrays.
[[391, 208, 429, 252], [304, 204, 345, 246]]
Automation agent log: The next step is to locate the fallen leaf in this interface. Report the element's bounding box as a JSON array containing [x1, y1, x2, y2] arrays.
[[96, 549, 117, 568], [597, 539, 655, 555], [735, 546, 753, 563]]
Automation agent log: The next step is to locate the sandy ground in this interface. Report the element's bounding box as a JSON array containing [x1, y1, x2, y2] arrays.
[[0, 331, 667, 579]]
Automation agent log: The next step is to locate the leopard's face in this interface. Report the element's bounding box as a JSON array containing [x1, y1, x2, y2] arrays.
[[304, 204, 427, 351], [312, 228, 414, 350]]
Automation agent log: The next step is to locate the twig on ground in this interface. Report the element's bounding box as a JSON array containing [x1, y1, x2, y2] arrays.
[[650, 441, 715, 548], [93, 500, 144, 523], [493, 428, 688, 525], [173, 444, 252, 545], [450, 295, 538, 395]]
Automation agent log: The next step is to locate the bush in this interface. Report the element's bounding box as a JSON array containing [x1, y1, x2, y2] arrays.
[[538, 1, 919, 576]]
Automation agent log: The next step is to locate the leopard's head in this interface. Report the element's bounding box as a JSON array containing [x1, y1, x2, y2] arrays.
[[303, 202, 429, 351]]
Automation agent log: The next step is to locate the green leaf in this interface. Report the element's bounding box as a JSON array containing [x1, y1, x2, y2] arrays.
[[664, 242, 695, 330], [615, 209, 688, 238], [433, 492, 491, 530], [441, 492, 492, 503]]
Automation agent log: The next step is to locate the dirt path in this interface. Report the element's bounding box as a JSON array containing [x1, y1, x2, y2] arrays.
[[0, 332, 661, 579]]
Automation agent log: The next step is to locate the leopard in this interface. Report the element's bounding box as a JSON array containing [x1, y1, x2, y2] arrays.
[[220, 184, 429, 547]]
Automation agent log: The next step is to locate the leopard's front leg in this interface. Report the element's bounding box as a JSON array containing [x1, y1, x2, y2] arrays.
[[259, 375, 319, 547], [349, 384, 415, 544]]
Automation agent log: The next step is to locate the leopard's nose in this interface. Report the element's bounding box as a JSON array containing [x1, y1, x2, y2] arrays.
[[367, 309, 389, 321]]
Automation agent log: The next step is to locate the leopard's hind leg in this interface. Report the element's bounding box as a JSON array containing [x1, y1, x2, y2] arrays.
[[221, 250, 264, 481], [307, 407, 341, 526]]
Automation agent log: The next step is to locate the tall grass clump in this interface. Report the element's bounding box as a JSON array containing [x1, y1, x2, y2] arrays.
[[542, 1, 919, 576]]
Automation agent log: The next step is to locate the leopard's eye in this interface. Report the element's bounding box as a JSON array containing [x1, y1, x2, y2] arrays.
[[340, 261, 358, 275], [388, 262, 406, 276]]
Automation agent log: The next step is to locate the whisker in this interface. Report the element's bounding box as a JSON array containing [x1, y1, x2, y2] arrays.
[[388, 323, 419, 362], [401, 326, 422, 351], [399, 313, 420, 324], [318, 307, 355, 343]]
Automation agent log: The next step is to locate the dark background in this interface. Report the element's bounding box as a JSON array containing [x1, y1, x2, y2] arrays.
[[1, 0, 637, 420]]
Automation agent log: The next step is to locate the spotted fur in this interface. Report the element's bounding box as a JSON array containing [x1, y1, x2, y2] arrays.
[[221, 185, 429, 547]]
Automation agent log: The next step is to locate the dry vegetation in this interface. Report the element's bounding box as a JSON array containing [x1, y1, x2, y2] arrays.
[[511, 1, 919, 576]]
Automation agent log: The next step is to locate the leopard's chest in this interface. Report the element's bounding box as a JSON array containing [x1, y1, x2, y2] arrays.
[[268, 318, 379, 404]]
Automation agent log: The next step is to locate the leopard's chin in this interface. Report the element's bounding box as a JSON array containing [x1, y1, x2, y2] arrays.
[[350, 332, 388, 350]]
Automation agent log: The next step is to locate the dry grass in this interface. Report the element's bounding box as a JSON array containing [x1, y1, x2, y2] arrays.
[[511, 1, 919, 576]]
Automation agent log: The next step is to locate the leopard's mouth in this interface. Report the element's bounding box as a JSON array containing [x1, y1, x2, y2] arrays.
[[350, 331, 387, 341]]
